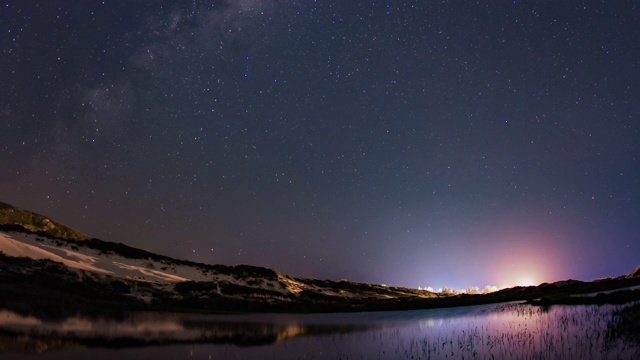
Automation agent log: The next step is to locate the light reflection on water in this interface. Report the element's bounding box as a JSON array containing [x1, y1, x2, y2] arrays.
[[1, 302, 639, 359]]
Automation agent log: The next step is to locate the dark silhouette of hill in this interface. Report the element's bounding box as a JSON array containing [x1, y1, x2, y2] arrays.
[[0, 200, 639, 317], [0, 202, 90, 241]]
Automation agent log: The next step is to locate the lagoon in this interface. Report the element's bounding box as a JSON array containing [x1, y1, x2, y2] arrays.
[[2, 302, 639, 359]]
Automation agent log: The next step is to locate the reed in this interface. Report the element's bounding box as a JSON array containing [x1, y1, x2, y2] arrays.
[[295, 303, 640, 359]]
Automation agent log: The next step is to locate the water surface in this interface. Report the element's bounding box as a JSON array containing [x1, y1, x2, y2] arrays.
[[1, 302, 638, 359]]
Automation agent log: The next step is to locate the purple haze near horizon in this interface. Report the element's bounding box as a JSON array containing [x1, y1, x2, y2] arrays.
[[1, 1, 638, 290]]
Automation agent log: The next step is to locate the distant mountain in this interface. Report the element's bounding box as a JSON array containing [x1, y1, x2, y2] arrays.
[[629, 265, 640, 278], [0, 201, 89, 241]]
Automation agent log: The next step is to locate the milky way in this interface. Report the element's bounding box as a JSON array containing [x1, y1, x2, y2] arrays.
[[1, 1, 639, 289]]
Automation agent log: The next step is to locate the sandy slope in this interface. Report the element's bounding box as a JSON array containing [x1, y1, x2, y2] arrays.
[[0, 232, 110, 274], [0, 230, 400, 300], [0, 232, 191, 282], [0, 231, 305, 293]]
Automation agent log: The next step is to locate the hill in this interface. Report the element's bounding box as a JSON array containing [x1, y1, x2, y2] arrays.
[[628, 265, 640, 278], [0, 202, 90, 241], [0, 202, 439, 316], [0, 201, 639, 318]]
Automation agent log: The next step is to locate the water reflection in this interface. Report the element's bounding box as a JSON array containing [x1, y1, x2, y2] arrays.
[[0, 310, 371, 350], [2, 302, 640, 359]]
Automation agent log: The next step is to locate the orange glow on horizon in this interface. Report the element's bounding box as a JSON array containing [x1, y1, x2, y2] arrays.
[[494, 259, 550, 289], [498, 276, 539, 289], [486, 226, 568, 289]]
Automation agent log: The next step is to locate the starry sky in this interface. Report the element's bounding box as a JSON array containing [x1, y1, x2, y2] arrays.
[[1, 1, 639, 290]]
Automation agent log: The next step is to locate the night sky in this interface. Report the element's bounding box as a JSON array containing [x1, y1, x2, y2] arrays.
[[1, 1, 639, 290]]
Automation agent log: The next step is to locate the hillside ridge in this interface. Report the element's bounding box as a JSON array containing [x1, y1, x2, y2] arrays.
[[0, 201, 90, 241], [0, 200, 639, 316]]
